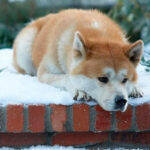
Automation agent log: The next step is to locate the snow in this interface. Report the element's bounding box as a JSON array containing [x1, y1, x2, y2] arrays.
[[0, 49, 74, 106], [143, 43, 150, 59], [0, 145, 144, 150], [0, 48, 150, 106], [0, 145, 84, 150]]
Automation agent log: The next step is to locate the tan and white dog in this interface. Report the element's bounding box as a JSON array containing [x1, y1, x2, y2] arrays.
[[13, 9, 143, 111]]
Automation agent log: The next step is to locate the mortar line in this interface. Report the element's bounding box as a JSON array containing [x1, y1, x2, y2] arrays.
[[45, 105, 52, 132], [24, 105, 29, 132]]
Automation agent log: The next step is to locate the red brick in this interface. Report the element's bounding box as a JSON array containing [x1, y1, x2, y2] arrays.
[[73, 104, 89, 131], [116, 105, 132, 131], [136, 104, 150, 131], [7, 105, 24, 133], [111, 132, 150, 145], [28, 105, 45, 132], [50, 105, 67, 132], [52, 132, 108, 146], [0, 133, 47, 146], [95, 105, 111, 131]]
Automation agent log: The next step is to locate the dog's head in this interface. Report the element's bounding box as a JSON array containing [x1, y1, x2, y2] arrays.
[[71, 31, 143, 111]]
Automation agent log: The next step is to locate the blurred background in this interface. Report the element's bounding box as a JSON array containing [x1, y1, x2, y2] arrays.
[[0, 0, 150, 48], [0, 0, 150, 69]]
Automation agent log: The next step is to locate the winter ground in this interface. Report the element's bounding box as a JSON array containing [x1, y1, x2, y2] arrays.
[[0, 47, 150, 106], [0, 145, 84, 150], [0, 145, 144, 150]]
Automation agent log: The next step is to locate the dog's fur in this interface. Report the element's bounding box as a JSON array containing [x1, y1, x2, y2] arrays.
[[13, 9, 143, 111]]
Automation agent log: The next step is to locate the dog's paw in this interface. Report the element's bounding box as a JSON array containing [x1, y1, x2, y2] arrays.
[[73, 90, 92, 101], [129, 86, 144, 98]]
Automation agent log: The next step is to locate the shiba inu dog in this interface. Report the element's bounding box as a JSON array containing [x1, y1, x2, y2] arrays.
[[13, 9, 143, 111]]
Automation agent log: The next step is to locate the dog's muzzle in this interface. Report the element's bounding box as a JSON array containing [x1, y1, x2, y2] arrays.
[[115, 95, 127, 110]]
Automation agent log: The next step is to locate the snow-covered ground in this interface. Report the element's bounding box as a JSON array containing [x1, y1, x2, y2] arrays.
[[0, 48, 150, 106], [0, 145, 84, 150], [0, 145, 143, 150], [0, 49, 74, 106], [143, 43, 150, 59]]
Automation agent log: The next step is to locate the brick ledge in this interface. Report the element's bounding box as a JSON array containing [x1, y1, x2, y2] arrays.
[[0, 132, 150, 147], [0, 103, 150, 147], [0, 103, 150, 133]]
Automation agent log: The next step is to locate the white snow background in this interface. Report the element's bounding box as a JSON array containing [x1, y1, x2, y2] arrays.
[[0, 47, 150, 106], [0, 145, 84, 150], [0, 145, 144, 150]]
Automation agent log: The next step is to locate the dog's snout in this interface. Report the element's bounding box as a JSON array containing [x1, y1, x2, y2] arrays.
[[115, 95, 127, 109]]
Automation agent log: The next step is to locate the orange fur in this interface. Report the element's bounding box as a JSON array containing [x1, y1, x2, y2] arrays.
[[13, 9, 144, 111], [13, 9, 142, 82]]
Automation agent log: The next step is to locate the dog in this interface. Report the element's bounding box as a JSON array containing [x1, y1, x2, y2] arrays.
[[13, 9, 143, 111]]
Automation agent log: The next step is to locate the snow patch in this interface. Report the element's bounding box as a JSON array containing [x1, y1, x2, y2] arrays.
[[0, 145, 144, 150], [0, 49, 73, 106], [0, 145, 84, 150], [0, 48, 150, 106]]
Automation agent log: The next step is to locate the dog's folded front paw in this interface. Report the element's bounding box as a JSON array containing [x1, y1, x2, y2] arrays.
[[129, 87, 144, 98], [73, 90, 92, 101]]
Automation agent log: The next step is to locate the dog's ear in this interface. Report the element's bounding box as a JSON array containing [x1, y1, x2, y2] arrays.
[[126, 40, 143, 67], [73, 31, 86, 59]]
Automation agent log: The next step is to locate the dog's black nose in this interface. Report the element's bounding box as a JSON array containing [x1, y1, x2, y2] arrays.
[[115, 95, 127, 109]]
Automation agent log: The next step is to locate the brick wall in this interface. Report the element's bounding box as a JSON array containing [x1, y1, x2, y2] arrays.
[[0, 103, 150, 148]]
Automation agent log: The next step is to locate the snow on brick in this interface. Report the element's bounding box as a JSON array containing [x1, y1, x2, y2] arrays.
[[0, 48, 150, 106]]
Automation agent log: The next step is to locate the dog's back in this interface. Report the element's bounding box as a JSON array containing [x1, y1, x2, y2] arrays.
[[13, 9, 126, 76]]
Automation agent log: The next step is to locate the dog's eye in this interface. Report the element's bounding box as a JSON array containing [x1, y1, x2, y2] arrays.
[[98, 77, 109, 83], [122, 78, 128, 84]]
